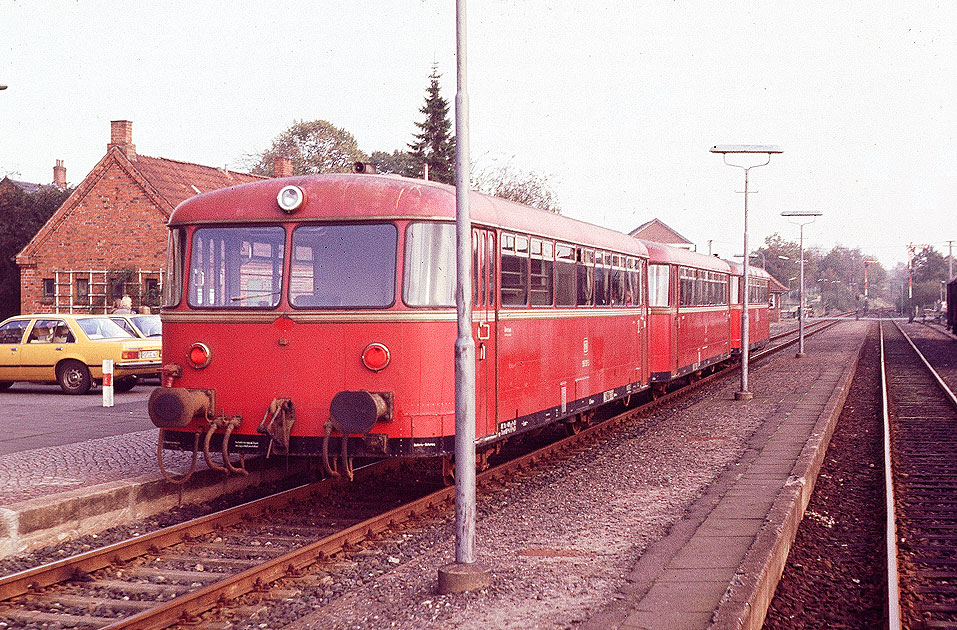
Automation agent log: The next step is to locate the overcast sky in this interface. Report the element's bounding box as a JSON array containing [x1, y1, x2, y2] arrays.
[[2, 1, 955, 270]]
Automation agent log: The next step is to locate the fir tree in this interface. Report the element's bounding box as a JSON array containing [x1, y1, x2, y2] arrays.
[[408, 65, 456, 184]]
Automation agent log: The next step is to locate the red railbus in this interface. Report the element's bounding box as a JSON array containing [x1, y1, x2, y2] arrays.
[[643, 241, 733, 382], [149, 172, 650, 477], [726, 261, 771, 354]]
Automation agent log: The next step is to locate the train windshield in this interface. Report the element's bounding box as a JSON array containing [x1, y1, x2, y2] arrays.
[[290, 224, 397, 308], [188, 227, 285, 308]]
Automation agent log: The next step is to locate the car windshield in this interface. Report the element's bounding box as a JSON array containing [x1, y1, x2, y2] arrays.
[[76, 317, 134, 340], [130, 315, 162, 336]]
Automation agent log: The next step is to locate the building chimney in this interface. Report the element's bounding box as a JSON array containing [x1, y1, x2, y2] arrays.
[[108, 120, 136, 161], [273, 156, 293, 178], [53, 160, 66, 189]]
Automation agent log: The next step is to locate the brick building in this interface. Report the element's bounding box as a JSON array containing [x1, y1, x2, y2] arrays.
[[629, 218, 695, 250], [16, 121, 273, 314]]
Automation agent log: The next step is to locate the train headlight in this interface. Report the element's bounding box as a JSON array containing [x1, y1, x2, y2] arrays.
[[361, 342, 390, 372], [276, 185, 305, 213], [188, 343, 212, 369]]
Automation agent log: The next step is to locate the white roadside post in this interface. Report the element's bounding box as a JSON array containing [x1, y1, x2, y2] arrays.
[[437, 0, 491, 595], [102, 359, 114, 407], [710, 145, 782, 401]]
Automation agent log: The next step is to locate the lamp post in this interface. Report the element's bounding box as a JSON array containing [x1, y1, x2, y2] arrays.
[[781, 211, 822, 357], [711, 145, 782, 400], [437, 0, 491, 595]]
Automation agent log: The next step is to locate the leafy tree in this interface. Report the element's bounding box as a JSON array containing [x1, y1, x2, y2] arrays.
[[247, 120, 368, 176], [911, 246, 948, 283], [369, 150, 419, 178], [905, 246, 948, 310], [408, 66, 456, 184], [472, 163, 561, 213], [0, 184, 71, 319]]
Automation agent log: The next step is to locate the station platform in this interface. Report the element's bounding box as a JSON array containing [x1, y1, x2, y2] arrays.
[[586, 320, 868, 630], [0, 427, 306, 558]]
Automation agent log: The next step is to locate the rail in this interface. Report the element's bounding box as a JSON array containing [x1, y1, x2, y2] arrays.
[[881, 320, 957, 629]]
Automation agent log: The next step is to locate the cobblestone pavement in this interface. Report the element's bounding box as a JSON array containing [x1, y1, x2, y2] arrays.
[[0, 429, 192, 506]]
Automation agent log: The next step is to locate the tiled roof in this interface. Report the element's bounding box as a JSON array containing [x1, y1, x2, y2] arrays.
[[132, 155, 266, 208]]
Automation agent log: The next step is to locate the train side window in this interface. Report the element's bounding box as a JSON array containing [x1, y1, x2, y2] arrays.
[[501, 233, 529, 307], [403, 222, 453, 307], [730, 276, 740, 304], [649, 264, 670, 307], [576, 248, 594, 306], [594, 252, 610, 306], [472, 234, 481, 307], [609, 261, 624, 306], [555, 243, 576, 306], [487, 232, 495, 306], [163, 228, 185, 308], [679, 268, 693, 307], [529, 238, 553, 307]]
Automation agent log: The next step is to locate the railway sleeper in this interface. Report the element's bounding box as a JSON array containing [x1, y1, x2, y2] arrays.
[[1, 609, 115, 628], [34, 593, 155, 613], [126, 566, 225, 584]]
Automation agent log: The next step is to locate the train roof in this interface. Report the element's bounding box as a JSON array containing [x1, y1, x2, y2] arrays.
[[168, 173, 649, 259], [725, 260, 772, 279], [639, 239, 732, 273]]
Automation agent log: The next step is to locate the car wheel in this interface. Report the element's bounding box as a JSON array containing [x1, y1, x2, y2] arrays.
[[0, 382, 12, 391], [114, 375, 138, 393], [57, 360, 92, 395]]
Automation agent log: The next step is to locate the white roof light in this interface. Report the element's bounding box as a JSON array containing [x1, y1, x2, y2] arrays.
[[277, 185, 305, 213]]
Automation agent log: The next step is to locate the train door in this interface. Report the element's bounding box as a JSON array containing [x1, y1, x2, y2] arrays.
[[473, 228, 497, 438], [671, 265, 680, 375]]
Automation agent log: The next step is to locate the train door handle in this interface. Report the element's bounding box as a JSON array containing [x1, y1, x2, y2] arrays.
[[477, 323, 491, 340], [479, 342, 486, 361]]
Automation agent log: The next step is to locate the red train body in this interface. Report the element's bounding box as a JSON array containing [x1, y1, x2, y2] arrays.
[[147, 173, 770, 470]]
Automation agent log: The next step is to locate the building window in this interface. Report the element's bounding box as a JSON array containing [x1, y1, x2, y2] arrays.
[[76, 278, 89, 300], [43, 278, 55, 298]]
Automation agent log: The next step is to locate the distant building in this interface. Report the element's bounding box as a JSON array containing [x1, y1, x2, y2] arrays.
[[15, 120, 280, 314], [628, 218, 695, 250], [0, 160, 67, 199]]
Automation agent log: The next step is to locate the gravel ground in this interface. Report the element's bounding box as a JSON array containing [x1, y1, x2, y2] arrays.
[[263, 337, 833, 630], [763, 322, 887, 629]]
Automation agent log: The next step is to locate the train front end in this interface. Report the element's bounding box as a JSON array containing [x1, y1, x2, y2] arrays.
[[149, 174, 460, 479]]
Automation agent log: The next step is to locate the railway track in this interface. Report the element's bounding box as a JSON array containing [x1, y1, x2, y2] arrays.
[[0, 317, 841, 629], [882, 320, 957, 629]]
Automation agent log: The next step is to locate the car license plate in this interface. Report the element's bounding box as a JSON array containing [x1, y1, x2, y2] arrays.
[[142, 350, 159, 359]]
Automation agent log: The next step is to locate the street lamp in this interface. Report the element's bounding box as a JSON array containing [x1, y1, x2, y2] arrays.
[[781, 210, 822, 357], [711, 144, 782, 401]]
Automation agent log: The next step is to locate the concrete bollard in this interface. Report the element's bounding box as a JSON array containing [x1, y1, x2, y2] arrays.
[[102, 359, 114, 407]]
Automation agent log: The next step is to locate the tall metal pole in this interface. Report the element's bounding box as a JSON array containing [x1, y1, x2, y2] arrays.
[[782, 211, 820, 358], [438, 0, 490, 594], [712, 145, 780, 401], [797, 224, 806, 356], [948, 240, 953, 281], [740, 166, 752, 399]]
